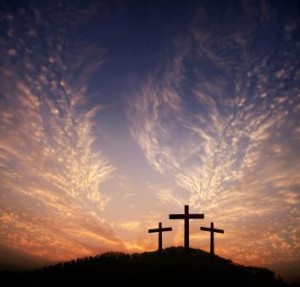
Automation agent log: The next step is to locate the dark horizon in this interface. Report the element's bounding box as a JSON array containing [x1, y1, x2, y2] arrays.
[[1, 245, 299, 285], [1, 247, 299, 286]]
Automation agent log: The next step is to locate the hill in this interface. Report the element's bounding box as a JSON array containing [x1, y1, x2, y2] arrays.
[[0, 247, 296, 286]]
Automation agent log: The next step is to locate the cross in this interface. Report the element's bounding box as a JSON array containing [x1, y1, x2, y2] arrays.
[[148, 222, 172, 254], [200, 222, 224, 256], [169, 205, 204, 251]]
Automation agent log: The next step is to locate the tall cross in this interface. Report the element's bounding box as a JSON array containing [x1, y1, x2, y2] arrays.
[[148, 222, 172, 254], [169, 205, 204, 251], [200, 222, 224, 255]]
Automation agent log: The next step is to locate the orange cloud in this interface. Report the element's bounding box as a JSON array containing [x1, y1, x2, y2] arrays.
[[0, 31, 118, 262], [127, 19, 300, 269]]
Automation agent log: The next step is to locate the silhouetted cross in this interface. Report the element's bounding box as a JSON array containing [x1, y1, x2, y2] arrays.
[[148, 222, 172, 254], [169, 205, 204, 251], [200, 222, 224, 255]]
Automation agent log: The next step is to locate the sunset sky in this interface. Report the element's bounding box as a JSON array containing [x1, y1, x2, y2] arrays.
[[0, 0, 299, 283]]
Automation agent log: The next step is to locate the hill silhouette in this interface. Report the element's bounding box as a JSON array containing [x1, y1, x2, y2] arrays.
[[0, 247, 296, 287]]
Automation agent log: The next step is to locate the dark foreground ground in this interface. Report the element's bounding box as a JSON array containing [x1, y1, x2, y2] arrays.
[[1, 247, 298, 287]]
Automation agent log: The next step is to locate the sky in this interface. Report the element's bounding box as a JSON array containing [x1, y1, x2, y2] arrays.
[[0, 0, 299, 283]]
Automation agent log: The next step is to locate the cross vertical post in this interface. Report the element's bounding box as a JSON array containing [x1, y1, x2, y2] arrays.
[[158, 222, 162, 251], [210, 222, 214, 255], [169, 205, 205, 251], [184, 205, 189, 250]]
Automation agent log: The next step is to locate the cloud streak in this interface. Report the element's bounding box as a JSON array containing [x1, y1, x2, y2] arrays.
[[127, 1, 300, 267], [0, 1, 120, 262]]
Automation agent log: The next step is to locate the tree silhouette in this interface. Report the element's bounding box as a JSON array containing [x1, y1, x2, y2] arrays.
[[0, 247, 292, 287]]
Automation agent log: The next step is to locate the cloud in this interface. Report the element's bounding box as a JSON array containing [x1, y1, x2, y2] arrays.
[[119, 221, 141, 232], [157, 188, 183, 207], [0, 2, 119, 262], [127, 1, 300, 267]]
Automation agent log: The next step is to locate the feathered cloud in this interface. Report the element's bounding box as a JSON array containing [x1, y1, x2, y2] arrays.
[[127, 2, 300, 267], [0, 2, 120, 262]]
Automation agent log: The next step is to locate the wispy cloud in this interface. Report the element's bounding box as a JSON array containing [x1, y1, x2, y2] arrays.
[[127, 2, 300, 267], [0, 2, 119, 262], [119, 221, 141, 232]]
